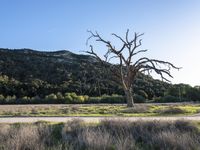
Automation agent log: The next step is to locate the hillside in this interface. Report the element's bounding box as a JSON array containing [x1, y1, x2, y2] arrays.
[[0, 48, 169, 99]]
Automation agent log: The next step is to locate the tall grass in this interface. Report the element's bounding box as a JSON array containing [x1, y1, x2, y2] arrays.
[[0, 120, 199, 150]]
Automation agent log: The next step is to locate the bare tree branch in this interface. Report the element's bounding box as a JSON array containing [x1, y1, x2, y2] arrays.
[[125, 29, 129, 43], [84, 45, 102, 62], [85, 29, 181, 107]]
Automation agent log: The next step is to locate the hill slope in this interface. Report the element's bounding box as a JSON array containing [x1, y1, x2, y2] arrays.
[[0, 48, 169, 99]]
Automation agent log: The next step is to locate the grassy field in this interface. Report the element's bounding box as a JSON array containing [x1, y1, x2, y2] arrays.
[[0, 103, 200, 117], [0, 119, 200, 150]]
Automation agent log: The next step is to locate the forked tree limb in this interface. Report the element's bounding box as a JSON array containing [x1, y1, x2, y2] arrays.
[[85, 29, 181, 106], [85, 30, 180, 82]]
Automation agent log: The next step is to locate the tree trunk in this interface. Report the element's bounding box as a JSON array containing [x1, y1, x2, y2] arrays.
[[124, 88, 134, 107]]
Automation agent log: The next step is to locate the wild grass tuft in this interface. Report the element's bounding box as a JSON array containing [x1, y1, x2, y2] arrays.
[[154, 107, 187, 114], [0, 119, 200, 149]]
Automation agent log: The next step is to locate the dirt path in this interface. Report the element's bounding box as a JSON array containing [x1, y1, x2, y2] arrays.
[[1, 116, 200, 123]]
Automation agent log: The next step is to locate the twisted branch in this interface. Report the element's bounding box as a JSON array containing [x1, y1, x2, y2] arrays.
[[85, 29, 181, 87]]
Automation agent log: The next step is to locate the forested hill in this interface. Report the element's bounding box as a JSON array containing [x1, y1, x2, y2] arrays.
[[0, 48, 169, 99]]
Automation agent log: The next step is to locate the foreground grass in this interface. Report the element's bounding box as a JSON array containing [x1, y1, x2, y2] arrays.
[[0, 119, 199, 150], [0, 103, 200, 117]]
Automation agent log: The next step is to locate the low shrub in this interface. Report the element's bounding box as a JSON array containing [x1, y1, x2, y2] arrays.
[[0, 94, 5, 104], [154, 95, 189, 103], [3, 92, 196, 104], [154, 95, 178, 103], [5, 95, 16, 104], [87, 96, 101, 103], [64, 93, 73, 103], [86, 94, 126, 104], [154, 107, 186, 114], [74, 95, 85, 103], [100, 94, 126, 103], [133, 94, 146, 103], [63, 93, 87, 104], [45, 93, 58, 103]]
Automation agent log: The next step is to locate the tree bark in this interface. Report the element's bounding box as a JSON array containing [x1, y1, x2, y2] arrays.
[[124, 88, 134, 107]]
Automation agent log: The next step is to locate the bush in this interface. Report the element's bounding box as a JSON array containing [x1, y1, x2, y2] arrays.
[[100, 94, 126, 103], [154, 95, 184, 103], [154, 107, 186, 114], [0, 94, 4, 100], [45, 93, 57, 100], [20, 96, 31, 104], [56, 92, 64, 100], [63, 93, 87, 104], [31, 96, 41, 104], [87, 97, 101, 103], [0, 94, 5, 104], [133, 94, 146, 103], [45, 93, 57, 103], [64, 93, 73, 103], [5, 95, 16, 104], [69, 92, 78, 100], [75, 96, 85, 103], [83, 95, 89, 101]]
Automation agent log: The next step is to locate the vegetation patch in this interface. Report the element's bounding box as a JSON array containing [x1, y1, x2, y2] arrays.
[[154, 107, 187, 115], [0, 120, 200, 150], [176, 105, 200, 113], [121, 104, 151, 113], [0, 49, 200, 106], [0, 104, 200, 117]]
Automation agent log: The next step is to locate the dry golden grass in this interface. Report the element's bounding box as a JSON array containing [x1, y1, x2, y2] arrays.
[[0, 119, 200, 150]]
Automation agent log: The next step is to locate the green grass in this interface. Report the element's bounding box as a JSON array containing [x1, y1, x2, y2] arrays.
[[0, 103, 200, 117], [177, 105, 200, 113]]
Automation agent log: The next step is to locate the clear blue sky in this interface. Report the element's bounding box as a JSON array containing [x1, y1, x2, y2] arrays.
[[0, 0, 200, 86]]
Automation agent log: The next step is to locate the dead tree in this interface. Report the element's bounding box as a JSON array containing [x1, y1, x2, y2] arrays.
[[85, 29, 180, 107]]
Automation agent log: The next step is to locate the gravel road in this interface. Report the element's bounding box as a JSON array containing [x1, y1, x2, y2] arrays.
[[1, 116, 200, 123]]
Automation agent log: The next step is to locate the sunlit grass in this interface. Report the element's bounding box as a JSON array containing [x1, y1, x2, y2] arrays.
[[176, 105, 200, 113], [0, 103, 199, 117]]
